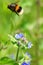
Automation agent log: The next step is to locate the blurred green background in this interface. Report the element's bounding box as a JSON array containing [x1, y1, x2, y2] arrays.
[[0, 0, 43, 65]]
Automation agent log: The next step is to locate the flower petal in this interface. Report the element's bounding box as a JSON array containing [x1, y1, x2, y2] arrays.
[[15, 33, 24, 39], [22, 62, 28, 65], [8, 54, 15, 60], [28, 42, 33, 48], [25, 52, 31, 58]]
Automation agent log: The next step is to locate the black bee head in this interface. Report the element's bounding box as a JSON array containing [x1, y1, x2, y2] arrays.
[[8, 3, 16, 11]]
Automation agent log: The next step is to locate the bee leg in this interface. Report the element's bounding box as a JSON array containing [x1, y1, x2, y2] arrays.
[[15, 11, 19, 16]]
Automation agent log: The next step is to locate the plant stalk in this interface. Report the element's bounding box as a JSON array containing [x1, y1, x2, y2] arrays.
[[16, 44, 20, 61], [35, 0, 40, 65]]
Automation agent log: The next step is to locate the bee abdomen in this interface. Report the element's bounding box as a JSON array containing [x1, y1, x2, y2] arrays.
[[17, 7, 22, 13]]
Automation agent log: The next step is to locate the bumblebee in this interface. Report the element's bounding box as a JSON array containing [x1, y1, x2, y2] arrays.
[[8, 3, 23, 15]]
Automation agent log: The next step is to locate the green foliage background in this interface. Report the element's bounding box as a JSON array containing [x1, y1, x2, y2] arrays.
[[0, 0, 43, 65]]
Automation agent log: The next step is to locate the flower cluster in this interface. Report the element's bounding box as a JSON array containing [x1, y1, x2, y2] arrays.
[[8, 33, 33, 65], [14, 33, 33, 49], [21, 52, 31, 65]]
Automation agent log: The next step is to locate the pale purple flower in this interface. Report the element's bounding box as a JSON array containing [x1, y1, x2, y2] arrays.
[[22, 62, 28, 65], [8, 54, 15, 60], [19, 33, 24, 38], [25, 52, 31, 58], [22, 62, 30, 65], [22, 53, 31, 65], [24, 52, 31, 63], [28, 42, 33, 49], [28, 62, 30, 65], [15, 33, 24, 39]]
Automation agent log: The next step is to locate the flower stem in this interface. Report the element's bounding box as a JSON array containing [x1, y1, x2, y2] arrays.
[[16, 44, 20, 61], [35, 0, 40, 65]]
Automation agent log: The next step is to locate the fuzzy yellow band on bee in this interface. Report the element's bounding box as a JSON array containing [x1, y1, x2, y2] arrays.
[[15, 5, 19, 11]]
